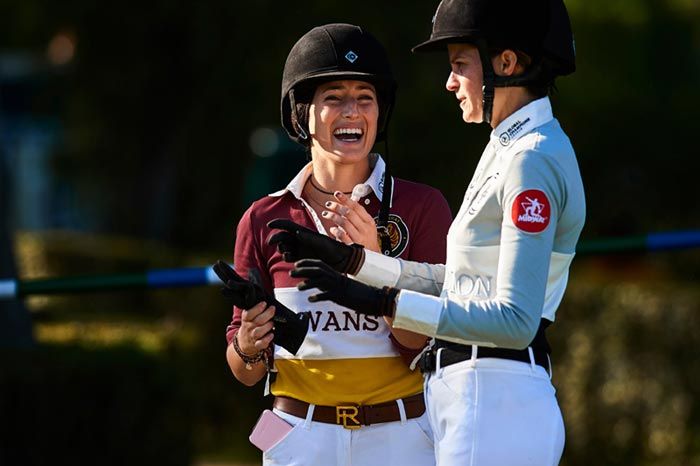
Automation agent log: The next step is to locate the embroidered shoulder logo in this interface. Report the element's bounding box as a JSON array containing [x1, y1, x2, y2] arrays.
[[511, 189, 550, 233]]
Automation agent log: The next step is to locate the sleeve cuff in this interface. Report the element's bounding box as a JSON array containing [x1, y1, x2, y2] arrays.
[[352, 249, 401, 287], [392, 289, 442, 337]]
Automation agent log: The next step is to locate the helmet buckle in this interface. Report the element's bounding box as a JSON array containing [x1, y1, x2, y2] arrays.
[[298, 126, 308, 140]]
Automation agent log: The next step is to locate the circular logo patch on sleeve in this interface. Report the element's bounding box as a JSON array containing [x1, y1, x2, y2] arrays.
[[511, 189, 551, 233]]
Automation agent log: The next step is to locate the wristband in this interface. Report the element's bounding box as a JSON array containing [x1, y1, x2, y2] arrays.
[[380, 286, 400, 318], [345, 244, 366, 275]]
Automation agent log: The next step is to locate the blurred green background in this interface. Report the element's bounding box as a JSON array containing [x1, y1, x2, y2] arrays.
[[1, 0, 699, 465]]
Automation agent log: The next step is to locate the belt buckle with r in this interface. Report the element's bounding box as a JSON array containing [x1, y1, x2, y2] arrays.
[[336, 405, 361, 429]]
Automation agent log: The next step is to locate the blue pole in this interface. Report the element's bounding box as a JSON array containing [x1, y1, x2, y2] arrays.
[[0, 230, 698, 299]]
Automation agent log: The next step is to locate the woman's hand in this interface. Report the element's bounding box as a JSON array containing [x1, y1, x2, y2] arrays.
[[322, 191, 380, 253], [214, 260, 309, 355], [236, 301, 275, 355], [291, 259, 398, 317]]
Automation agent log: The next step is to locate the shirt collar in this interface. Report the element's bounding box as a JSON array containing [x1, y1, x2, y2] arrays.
[[269, 153, 389, 202], [490, 96, 553, 150]]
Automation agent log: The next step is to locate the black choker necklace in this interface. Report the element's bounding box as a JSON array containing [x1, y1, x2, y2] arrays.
[[309, 176, 352, 196]]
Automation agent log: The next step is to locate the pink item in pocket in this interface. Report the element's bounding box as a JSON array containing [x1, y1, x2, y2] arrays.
[[249, 409, 293, 452]]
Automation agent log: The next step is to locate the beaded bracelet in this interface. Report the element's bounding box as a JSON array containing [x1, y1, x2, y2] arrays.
[[233, 333, 269, 371]]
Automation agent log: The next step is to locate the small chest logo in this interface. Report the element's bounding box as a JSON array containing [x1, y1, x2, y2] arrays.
[[511, 189, 550, 233], [373, 213, 409, 257], [499, 117, 531, 146], [345, 50, 358, 63]]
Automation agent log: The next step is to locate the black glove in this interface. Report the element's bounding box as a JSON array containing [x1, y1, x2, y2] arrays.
[[267, 219, 365, 274], [213, 260, 309, 355], [290, 259, 399, 318]]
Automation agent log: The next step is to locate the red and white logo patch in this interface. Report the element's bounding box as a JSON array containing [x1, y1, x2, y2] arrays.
[[511, 189, 550, 233]]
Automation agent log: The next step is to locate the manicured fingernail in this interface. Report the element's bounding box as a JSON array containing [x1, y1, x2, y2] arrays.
[[335, 191, 345, 199], [325, 201, 332, 207], [322, 211, 329, 217]]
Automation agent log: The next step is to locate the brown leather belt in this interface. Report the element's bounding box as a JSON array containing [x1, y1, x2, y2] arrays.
[[273, 393, 425, 429]]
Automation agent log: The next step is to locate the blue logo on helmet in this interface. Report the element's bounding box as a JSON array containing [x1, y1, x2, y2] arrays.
[[345, 51, 358, 63]]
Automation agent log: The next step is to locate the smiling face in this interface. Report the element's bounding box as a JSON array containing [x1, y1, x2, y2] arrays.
[[308, 80, 379, 164], [446, 43, 485, 124]]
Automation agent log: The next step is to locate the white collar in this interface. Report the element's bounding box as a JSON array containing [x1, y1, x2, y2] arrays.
[[269, 153, 390, 202], [490, 96, 554, 150]]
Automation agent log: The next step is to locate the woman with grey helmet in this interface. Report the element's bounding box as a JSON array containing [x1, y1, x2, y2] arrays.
[[270, 0, 585, 464], [221, 23, 452, 465]]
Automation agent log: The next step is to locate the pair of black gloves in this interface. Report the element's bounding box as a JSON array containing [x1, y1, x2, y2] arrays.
[[213, 219, 400, 355]]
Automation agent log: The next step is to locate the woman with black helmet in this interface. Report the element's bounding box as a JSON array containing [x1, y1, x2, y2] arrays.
[[221, 23, 452, 465], [269, 0, 585, 464]]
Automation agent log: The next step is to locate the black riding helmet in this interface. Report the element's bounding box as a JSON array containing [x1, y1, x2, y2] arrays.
[[281, 23, 396, 145], [413, 0, 575, 124], [280, 23, 398, 256]]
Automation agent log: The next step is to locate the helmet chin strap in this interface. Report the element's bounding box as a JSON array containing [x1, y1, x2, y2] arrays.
[[376, 104, 394, 256], [289, 88, 309, 141], [364, 97, 393, 256], [475, 39, 495, 126], [475, 39, 551, 126]]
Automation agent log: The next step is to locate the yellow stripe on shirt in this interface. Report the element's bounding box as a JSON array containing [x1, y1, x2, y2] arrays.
[[272, 356, 423, 405]]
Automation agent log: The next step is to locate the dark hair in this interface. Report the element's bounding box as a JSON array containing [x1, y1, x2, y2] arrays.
[[489, 48, 555, 98]]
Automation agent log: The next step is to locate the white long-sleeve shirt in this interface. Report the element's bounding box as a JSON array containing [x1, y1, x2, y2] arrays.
[[354, 97, 585, 349]]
